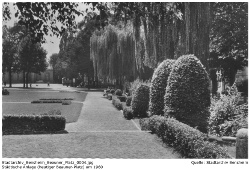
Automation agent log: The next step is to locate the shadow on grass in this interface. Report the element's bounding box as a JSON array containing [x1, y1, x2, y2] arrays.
[[3, 130, 69, 135]]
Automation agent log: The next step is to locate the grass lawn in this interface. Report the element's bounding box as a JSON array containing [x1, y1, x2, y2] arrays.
[[2, 90, 87, 102], [2, 90, 87, 123], [2, 132, 181, 158]]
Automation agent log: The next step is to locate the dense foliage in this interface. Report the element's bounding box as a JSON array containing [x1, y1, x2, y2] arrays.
[[126, 96, 132, 106], [140, 115, 230, 158], [209, 85, 248, 137], [3, 2, 83, 43], [164, 55, 210, 133], [131, 84, 150, 117], [115, 89, 122, 96], [128, 78, 151, 96], [210, 2, 248, 85], [3, 114, 66, 135], [149, 59, 175, 115], [236, 79, 248, 95]]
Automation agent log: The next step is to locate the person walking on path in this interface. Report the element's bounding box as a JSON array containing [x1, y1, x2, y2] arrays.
[[47, 82, 50, 87]]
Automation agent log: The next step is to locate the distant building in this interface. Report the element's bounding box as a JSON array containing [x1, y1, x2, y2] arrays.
[[3, 69, 53, 84]]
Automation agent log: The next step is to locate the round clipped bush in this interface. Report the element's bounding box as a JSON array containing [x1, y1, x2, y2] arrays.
[[131, 84, 150, 117], [164, 55, 210, 133], [123, 107, 133, 120], [149, 59, 175, 116], [115, 89, 122, 96]]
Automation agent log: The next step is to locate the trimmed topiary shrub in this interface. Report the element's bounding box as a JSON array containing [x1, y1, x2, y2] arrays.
[[126, 96, 132, 106], [149, 59, 175, 116], [164, 55, 210, 133], [112, 96, 123, 110], [3, 114, 66, 135], [107, 94, 112, 100], [110, 89, 115, 94], [131, 84, 150, 117], [115, 89, 122, 96], [123, 107, 133, 120], [139, 115, 230, 158]]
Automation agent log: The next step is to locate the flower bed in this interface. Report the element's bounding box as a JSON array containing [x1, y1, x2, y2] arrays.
[[39, 98, 74, 100], [31, 100, 63, 103], [140, 115, 231, 158]]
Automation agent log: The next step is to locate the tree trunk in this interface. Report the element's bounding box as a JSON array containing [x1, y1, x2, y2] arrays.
[[210, 69, 218, 95], [179, 2, 211, 70], [228, 69, 237, 86], [23, 71, 25, 88], [8, 66, 12, 87], [26, 72, 29, 88], [52, 67, 55, 83]]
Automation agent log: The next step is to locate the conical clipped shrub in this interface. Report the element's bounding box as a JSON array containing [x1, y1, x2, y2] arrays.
[[164, 55, 210, 133], [149, 59, 175, 116], [131, 84, 150, 117]]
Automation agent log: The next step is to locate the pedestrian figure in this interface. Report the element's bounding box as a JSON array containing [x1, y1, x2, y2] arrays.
[[30, 83, 32, 88], [48, 82, 50, 87], [4, 81, 6, 87]]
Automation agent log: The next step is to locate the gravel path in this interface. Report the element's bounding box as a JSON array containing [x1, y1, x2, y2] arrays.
[[2, 91, 181, 158]]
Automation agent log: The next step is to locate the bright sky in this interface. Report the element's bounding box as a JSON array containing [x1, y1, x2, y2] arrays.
[[2, 2, 90, 61]]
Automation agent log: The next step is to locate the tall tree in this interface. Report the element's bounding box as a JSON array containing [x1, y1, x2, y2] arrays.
[[2, 2, 110, 43], [18, 35, 48, 87], [178, 2, 211, 69], [49, 53, 59, 83], [2, 26, 18, 87]]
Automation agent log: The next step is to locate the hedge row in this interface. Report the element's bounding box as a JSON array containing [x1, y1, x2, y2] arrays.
[[139, 115, 230, 158], [3, 114, 66, 135]]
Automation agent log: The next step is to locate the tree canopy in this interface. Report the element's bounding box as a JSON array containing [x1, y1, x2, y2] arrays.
[[210, 2, 248, 85]]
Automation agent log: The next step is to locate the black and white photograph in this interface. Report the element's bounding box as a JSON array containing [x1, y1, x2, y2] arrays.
[[1, 1, 248, 169]]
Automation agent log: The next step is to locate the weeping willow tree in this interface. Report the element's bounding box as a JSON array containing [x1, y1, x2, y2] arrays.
[[90, 23, 140, 85], [114, 2, 211, 69], [90, 2, 211, 85]]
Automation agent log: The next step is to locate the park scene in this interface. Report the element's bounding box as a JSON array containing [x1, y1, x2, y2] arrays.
[[2, 2, 248, 159]]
